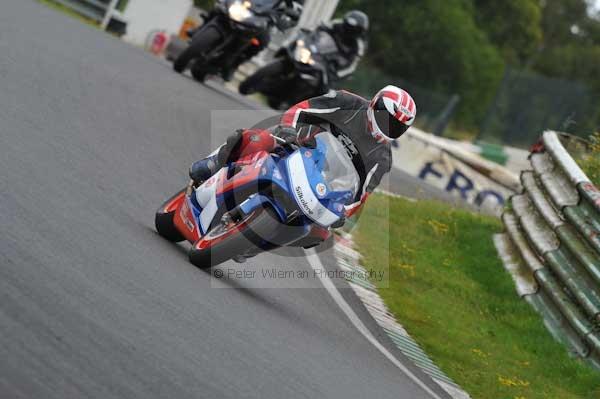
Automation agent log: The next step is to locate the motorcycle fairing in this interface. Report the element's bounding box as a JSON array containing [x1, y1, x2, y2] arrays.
[[173, 196, 202, 243], [286, 151, 341, 227], [195, 168, 226, 234], [218, 0, 276, 31], [191, 151, 292, 237], [186, 133, 356, 244], [221, 0, 282, 15]]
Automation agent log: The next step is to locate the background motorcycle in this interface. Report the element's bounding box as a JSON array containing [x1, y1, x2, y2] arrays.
[[238, 28, 339, 109], [173, 0, 298, 82], [154, 130, 358, 268]]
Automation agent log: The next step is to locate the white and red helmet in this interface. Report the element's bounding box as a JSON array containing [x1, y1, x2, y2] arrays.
[[367, 85, 416, 142]]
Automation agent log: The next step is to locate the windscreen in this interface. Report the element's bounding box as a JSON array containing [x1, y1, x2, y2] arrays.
[[246, 0, 281, 13], [315, 132, 359, 198]]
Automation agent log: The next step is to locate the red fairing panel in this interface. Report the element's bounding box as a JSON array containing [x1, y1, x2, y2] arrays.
[[174, 197, 202, 243], [236, 129, 276, 158], [161, 191, 186, 214], [216, 151, 269, 196]]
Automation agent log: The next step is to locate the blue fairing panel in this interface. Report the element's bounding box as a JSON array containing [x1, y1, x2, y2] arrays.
[[238, 194, 287, 222]]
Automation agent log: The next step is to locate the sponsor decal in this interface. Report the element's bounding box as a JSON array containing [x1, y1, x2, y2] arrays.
[[295, 185, 314, 216], [391, 132, 515, 210], [304, 150, 312, 158], [272, 168, 282, 180], [419, 162, 505, 206], [249, 134, 260, 142], [288, 151, 341, 226], [335, 203, 344, 212], [316, 183, 327, 197], [205, 176, 215, 187], [337, 133, 359, 157], [179, 201, 195, 232]]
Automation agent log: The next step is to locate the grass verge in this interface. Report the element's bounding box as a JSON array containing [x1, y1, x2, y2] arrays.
[[577, 133, 600, 186], [37, 0, 99, 27], [354, 194, 600, 399]]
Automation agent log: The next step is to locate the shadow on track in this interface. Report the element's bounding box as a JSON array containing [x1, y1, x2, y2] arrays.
[[144, 225, 338, 335]]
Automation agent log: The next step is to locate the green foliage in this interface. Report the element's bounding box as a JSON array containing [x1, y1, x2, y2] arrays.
[[116, 0, 129, 12], [355, 194, 600, 399], [535, 44, 600, 93], [193, 0, 214, 10], [37, 0, 99, 26], [472, 0, 543, 65], [339, 0, 505, 129], [531, 0, 600, 135], [539, 0, 595, 47], [339, 0, 600, 136]]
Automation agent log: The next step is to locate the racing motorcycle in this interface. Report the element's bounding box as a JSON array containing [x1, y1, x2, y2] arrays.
[[155, 130, 358, 268], [173, 0, 299, 82], [238, 28, 339, 109]]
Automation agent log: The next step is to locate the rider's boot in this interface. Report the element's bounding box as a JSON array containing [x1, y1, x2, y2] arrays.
[[189, 154, 221, 185], [222, 66, 236, 82]]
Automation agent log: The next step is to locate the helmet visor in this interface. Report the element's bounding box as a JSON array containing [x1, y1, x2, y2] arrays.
[[373, 97, 409, 139], [343, 21, 364, 36]]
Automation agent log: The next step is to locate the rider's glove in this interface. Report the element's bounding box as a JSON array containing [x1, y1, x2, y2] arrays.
[[273, 125, 318, 149], [217, 129, 244, 165], [273, 125, 298, 141], [300, 135, 317, 149]]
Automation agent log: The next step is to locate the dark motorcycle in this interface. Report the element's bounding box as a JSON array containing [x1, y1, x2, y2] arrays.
[[238, 28, 339, 109], [173, 0, 298, 82]]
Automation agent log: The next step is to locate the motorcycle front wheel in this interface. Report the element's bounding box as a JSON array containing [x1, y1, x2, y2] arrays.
[[238, 58, 290, 95], [155, 189, 187, 243], [188, 207, 280, 268], [173, 25, 222, 75]]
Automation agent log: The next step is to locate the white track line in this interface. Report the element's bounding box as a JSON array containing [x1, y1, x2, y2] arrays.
[[306, 249, 444, 399]]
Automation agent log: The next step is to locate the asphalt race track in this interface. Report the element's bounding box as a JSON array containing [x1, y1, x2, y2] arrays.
[[0, 2, 451, 398]]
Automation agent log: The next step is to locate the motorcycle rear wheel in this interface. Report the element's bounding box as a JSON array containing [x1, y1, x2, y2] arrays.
[[173, 26, 221, 75], [189, 207, 280, 269], [190, 62, 209, 82]]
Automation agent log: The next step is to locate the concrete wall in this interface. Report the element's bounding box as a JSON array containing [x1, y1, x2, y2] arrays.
[[298, 0, 339, 29], [122, 0, 193, 46]]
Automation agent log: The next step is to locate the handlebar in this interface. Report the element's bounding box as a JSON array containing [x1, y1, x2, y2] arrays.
[[271, 134, 288, 144]]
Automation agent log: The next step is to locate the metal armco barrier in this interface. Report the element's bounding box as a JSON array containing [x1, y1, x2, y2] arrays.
[[495, 130, 600, 369]]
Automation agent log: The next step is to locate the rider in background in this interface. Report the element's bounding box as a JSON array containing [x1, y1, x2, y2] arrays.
[[189, 85, 417, 223], [189, 0, 305, 81], [318, 10, 369, 81], [229, 0, 304, 80]]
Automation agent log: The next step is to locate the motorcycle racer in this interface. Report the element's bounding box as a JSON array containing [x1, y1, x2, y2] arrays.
[[176, 0, 304, 81], [221, 0, 305, 80], [189, 85, 417, 223], [319, 10, 369, 80], [278, 86, 416, 217]]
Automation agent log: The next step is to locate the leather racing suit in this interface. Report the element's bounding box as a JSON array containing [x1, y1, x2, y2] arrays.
[[318, 23, 366, 81], [190, 90, 392, 218], [280, 90, 391, 214]]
